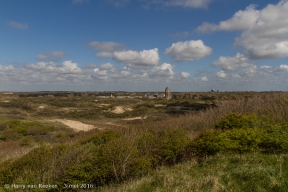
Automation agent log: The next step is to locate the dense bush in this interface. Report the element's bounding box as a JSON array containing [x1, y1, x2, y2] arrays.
[[0, 128, 192, 188], [190, 113, 288, 157], [135, 101, 155, 108], [0, 120, 73, 144], [214, 113, 257, 131], [138, 128, 191, 167]]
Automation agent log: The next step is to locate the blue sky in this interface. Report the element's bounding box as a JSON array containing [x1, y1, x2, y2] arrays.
[[1, 0, 288, 92]]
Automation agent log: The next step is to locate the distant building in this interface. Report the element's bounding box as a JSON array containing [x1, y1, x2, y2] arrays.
[[165, 87, 172, 100]]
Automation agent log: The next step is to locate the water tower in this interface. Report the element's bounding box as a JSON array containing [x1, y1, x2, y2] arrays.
[[165, 87, 172, 100]]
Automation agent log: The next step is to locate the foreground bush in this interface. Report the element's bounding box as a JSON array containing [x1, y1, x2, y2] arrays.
[[214, 113, 257, 131], [101, 153, 288, 192], [190, 113, 288, 157], [0, 127, 191, 188]]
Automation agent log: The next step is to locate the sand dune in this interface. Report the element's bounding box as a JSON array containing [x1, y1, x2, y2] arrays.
[[54, 119, 95, 132]]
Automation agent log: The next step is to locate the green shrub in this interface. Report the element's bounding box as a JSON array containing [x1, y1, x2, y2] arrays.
[[138, 128, 191, 166], [135, 102, 155, 108], [259, 125, 288, 153], [80, 130, 120, 146], [215, 113, 258, 131], [188, 129, 224, 157], [190, 112, 288, 157], [190, 128, 265, 157]]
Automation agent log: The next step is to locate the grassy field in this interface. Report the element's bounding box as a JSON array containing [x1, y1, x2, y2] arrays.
[[0, 91, 288, 191]]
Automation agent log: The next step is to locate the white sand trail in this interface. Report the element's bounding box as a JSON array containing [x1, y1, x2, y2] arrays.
[[54, 119, 95, 132]]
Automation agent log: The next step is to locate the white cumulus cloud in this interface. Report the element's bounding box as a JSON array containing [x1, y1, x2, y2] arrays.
[[100, 63, 114, 70], [201, 76, 208, 81], [150, 63, 174, 77], [196, 1, 288, 59], [239, 66, 258, 77], [165, 40, 212, 61], [181, 72, 190, 79], [196, 5, 260, 32], [216, 71, 227, 79], [211, 53, 254, 72], [113, 48, 160, 67], [278, 64, 288, 72]]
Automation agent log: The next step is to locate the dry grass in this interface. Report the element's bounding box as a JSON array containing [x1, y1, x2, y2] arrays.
[[0, 141, 35, 163]]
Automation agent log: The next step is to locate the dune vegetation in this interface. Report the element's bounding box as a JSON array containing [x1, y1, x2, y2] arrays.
[[1, 91, 288, 191]]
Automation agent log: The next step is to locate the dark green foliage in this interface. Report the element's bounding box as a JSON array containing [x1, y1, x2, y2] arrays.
[[80, 130, 120, 145], [135, 101, 155, 108], [138, 128, 191, 167], [191, 113, 288, 157], [259, 125, 288, 153], [215, 113, 257, 131]]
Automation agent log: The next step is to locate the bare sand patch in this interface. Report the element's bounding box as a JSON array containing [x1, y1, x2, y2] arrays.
[[111, 106, 133, 114], [105, 122, 121, 126], [38, 104, 47, 109], [112, 106, 125, 114], [62, 107, 78, 111], [53, 119, 95, 132], [99, 104, 111, 107], [124, 107, 133, 111], [1, 100, 10, 103], [155, 104, 166, 107], [122, 116, 148, 121]]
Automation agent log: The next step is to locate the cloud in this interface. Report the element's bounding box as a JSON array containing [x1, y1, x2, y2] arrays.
[[239, 66, 258, 78], [2, 61, 288, 91], [150, 63, 174, 77], [96, 52, 114, 58], [49, 51, 67, 58], [211, 53, 254, 72], [143, 0, 211, 9], [196, 5, 259, 33], [72, 0, 88, 4], [196, 1, 288, 59], [36, 54, 50, 60], [277, 64, 288, 72], [113, 48, 160, 67], [215, 71, 227, 79], [165, 40, 212, 61], [89, 41, 126, 52], [0, 61, 85, 85], [92, 68, 108, 80], [106, 0, 130, 7], [100, 63, 114, 70], [170, 31, 191, 38], [36, 51, 67, 61], [6, 21, 28, 29], [61, 61, 81, 73], [201, 76, 208, 81], [165, 0, 211, 8], [25, 61, 81, 74], [181, 72, 190, 79]]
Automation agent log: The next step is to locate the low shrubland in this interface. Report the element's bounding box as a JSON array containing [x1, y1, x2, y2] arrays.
[[1, 92, 288, 191], [102, 153, 288, 192]]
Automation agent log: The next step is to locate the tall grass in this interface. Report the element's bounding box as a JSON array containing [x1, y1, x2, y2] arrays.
[[132, 92, 288, 134], [101, 153, 288, 192]]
